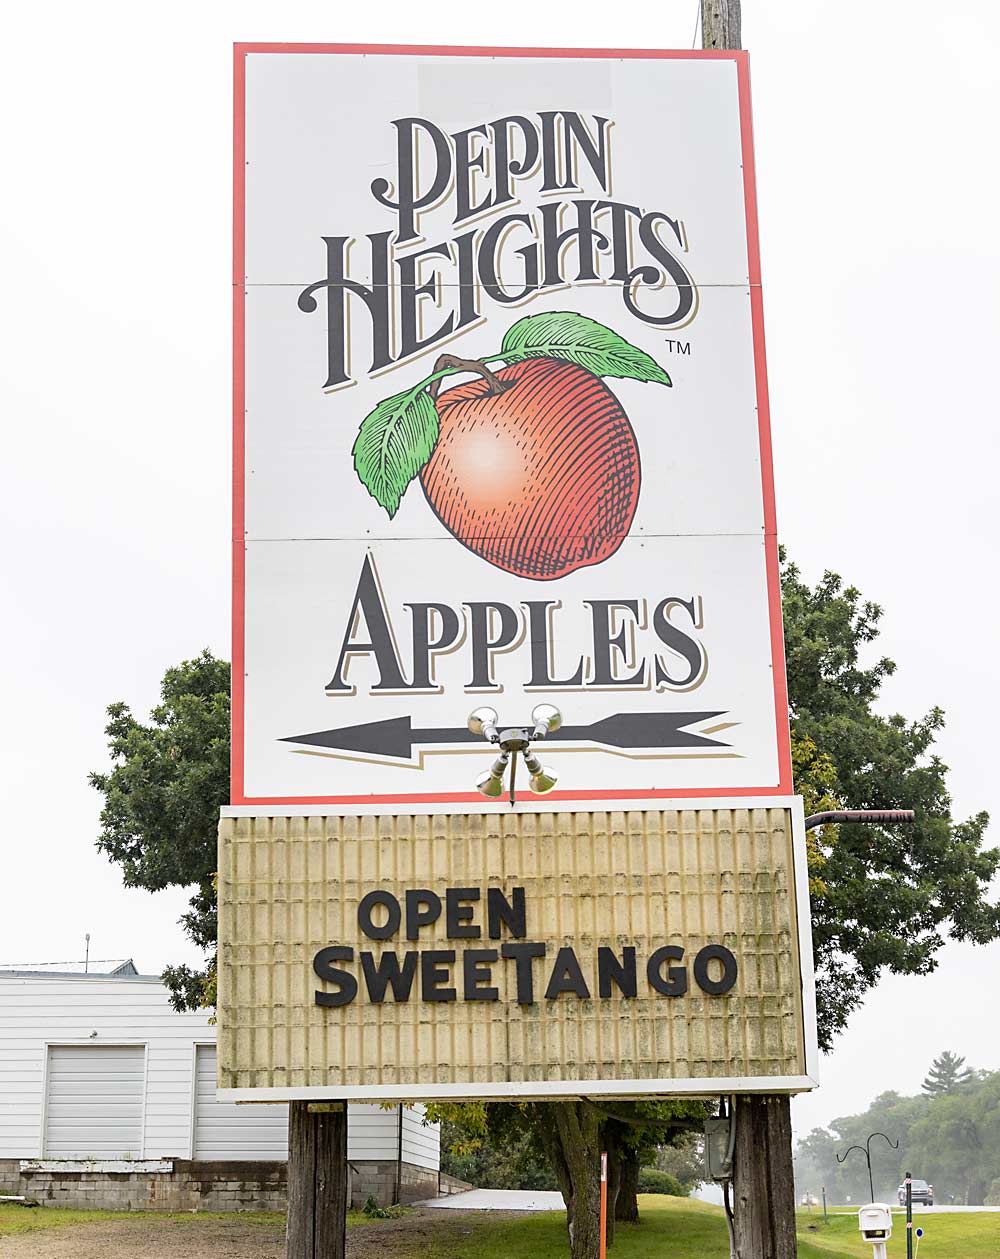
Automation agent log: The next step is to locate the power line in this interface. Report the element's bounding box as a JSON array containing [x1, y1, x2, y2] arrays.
[[691, 0, 702, 49], [0, 958, 125, 969]]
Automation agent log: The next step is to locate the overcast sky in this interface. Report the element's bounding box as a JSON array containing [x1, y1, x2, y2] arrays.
[[2, 1, 997, 1141]]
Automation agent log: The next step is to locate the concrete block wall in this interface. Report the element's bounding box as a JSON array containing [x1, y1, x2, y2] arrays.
[[0, 1157, 439, 1212], [348, 1159, 439, 1208]]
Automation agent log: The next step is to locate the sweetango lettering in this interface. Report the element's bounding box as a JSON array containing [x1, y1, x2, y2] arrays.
[[312, 885, 737, 1008]]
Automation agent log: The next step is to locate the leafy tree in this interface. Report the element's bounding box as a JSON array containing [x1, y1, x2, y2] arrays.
[[905, 1071, 1000, 1204], [794, 1068, 1000, 1206], [91, 556, 1000, 1252], [439, 1114, 558, 1190], [427, 1098, 707, 1255], [781, 553, 999, 1049], [794, 1089, 930, 1203], [601, 1101, 710, 1229], [653, 1131, 706, 1191], [922, 1050, 974, 1096], [89, 650, 228, 1011]]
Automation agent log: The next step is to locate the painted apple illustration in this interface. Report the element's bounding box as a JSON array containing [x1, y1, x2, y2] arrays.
[[352, 312, 671, 579], [420, 358, 640, 579]]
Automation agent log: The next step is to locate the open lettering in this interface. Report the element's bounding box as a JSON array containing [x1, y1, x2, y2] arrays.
[[312, 884, 737, 1008]]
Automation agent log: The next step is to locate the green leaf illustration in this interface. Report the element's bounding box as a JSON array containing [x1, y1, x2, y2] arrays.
[[352, 386, 440, 518], [500, 311, 672, 386]]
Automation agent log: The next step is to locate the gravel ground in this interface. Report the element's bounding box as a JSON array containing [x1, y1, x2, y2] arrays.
[[0, 1207, 525, 1259]]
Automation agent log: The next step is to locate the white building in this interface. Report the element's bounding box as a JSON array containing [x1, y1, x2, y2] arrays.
[[0, 967, 440, 1210]]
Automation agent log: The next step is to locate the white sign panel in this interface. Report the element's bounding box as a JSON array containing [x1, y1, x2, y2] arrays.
[[234, 44, 791, 808]]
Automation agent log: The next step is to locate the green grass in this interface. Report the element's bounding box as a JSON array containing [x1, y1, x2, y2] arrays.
[[0, 1204, 297, 1237], [0, 1205, 125, 1236], [795, 1207, 1000, 1258], [1, 1197, 996, 1257], [398, 1198, 996, 1259]]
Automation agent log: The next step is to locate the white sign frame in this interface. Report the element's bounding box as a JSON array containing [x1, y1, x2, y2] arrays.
[[232, 43, 792, 810], [217, 794, 818, 1102]]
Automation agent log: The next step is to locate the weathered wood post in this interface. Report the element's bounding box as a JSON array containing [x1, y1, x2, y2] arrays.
[[286, 1101, 348, 1259], [702, 0, 743, 49], [700, 4, 799, 1255], [731, 1096, 798, 1259]]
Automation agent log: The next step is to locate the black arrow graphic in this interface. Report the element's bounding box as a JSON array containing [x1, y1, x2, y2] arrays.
[[280, 711, 730, 760]]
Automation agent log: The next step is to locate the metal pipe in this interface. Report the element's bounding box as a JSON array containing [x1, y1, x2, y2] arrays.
[[395, 1103, 403, 1206], [804, 809, 915, 831]]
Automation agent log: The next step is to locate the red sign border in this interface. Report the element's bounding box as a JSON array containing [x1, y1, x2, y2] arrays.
[[232, 43, 792, 806]]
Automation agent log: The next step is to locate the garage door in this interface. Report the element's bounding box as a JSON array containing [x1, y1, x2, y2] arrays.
[[44, 1044, 145, 1159], [192, 1045, 288, 1160]]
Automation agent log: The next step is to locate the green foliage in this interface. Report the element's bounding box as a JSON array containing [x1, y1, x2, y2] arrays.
[[500, 312, 672, 386], [4, 1200, 997, 1256], [91, 561, 1000, 1052], [905, 1068, 1000, 1204], [922, 1050, 974, 1096], [653, 1131, 706, 1189], [636, 1169, 688, 1196], [795, 1062, 1000, 1206], [439, 1114, 559, 1191], [353, 385, 440, 518], [352, 312, 670, 518], [361, 1195, 406, 1218], [89, 649, 229, 1010], [781, 553, 999, 1049], [607, 1099, 712, 1169], [986, 1178, 1000, 1207]]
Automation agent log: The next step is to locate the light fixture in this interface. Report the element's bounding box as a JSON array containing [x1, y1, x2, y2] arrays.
[[530, 703, 562, 738], [523, 750, 557, 794], [468, 706, 563, 804], [476, 750, 510, 798], [467, 706, 500, 742]]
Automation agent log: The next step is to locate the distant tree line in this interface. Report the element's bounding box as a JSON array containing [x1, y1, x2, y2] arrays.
[[794, 1054, 1000, 1206]]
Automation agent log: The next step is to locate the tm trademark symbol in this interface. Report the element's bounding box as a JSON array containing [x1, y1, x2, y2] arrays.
[[664, 339, 691, 355]]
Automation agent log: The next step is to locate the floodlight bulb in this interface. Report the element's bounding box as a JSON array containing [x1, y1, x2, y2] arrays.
[[476, 770, 506, 798], [468, 706, 500, 739], [524, 750, 558, 794], [530, 767, 558, 794], [530, 703, 562, 738]]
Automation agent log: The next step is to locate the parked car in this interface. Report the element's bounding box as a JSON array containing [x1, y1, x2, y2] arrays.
[[897, 1179, 934, 1206]]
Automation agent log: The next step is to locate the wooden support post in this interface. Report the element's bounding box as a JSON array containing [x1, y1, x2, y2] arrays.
[[731, 1096, 797, 1259], [286, 1100, 348, 1259], [699, 5, 799, 1252], [701, 0, 742, 50]]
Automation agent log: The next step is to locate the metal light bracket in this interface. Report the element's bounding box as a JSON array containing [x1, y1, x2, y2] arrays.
[[468, 706, 561, 804]]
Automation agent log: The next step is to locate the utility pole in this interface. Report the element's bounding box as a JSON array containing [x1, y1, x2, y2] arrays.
[[701, 0, 742, 50], [698, 7, 797, 1247], [286, 1102, 348, 1259]]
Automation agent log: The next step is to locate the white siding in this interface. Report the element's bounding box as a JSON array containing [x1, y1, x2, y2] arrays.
[[401, 1104, 440, 1171], [193, 1045, 288, 1160], [0, 975, 212, 1159], [44, 1045, 145, 1159], [0, 976, 438, 1168], [347, 1103, 401, 1162]]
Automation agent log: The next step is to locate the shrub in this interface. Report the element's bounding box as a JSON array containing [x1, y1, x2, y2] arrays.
[[986, 1179, 1000, 1207], [361, 1196, 406, 1219], [638, 1169, 689, 1197]]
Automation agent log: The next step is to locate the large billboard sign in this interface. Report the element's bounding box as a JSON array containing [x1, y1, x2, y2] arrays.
[[217, 801, 818, 1101], [233, 44, 791, 808]]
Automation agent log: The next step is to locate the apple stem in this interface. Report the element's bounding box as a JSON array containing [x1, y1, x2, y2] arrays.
[[427, 354, 511, 399]]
